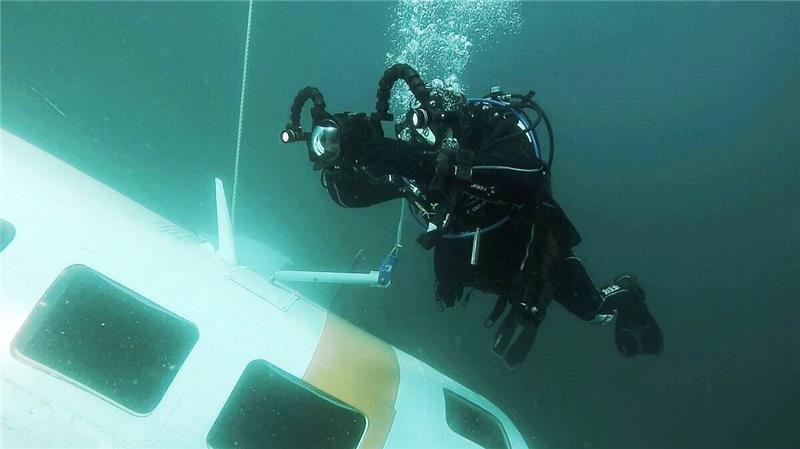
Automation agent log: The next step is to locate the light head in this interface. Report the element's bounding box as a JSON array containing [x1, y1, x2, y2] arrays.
[[279, 127, 306, 144]]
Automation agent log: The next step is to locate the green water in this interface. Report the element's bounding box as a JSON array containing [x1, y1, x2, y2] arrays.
[[2, 2, 798, 448]]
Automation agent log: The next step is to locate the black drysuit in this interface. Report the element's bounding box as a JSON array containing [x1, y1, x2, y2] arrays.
[[318, 108, 660, 365]]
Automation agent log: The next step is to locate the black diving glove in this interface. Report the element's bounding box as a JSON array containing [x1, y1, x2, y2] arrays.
[[598, 275, 664, 356]]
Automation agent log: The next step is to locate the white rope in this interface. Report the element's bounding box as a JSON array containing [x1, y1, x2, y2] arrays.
[[472, 165, 544, 173], [395, 199, 406, 250], [231, 0, 254, 227]]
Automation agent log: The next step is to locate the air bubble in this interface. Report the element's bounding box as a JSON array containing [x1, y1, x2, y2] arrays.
[[385, 0, 522, 119]]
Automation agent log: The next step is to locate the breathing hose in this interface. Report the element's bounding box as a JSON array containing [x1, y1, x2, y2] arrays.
[[374, 63, 431, 121]]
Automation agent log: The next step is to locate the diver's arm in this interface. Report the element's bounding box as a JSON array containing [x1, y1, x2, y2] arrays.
[[358, 137, 437, 182], [317, 117, 426, 208], [322, 166, 403, 208], [323, 136, 437, 208]]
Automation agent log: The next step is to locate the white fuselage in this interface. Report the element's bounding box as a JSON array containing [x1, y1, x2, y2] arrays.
[[0, 129, 531, 449]]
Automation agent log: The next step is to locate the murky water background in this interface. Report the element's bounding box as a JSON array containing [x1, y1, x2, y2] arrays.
[[2, 2, 798, 448]]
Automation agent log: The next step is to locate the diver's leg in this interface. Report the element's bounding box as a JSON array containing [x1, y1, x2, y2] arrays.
[[552, 253, 604, 320], [554, 254, 664, 356], [433, 240, 470, 309], [488, 222, 551, 369]]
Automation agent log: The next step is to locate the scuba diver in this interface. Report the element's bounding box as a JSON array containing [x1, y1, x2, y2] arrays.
[[279, 64, 663, 368]]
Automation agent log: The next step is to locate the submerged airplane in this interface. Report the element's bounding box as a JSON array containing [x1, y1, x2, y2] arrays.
[[0, 129, 531, 449]]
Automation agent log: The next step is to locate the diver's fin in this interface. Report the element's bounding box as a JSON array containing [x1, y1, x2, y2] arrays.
[[215, 177, 239, 265], [503, 325, 539, 369], [639, 306, 664, 354], [614, 315, 640, 357], [492, 311, 541, 370], [602, 275, 664, 356], [492, 311, 518, 357]]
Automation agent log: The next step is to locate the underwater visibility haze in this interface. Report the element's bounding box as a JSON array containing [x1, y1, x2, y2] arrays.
[[1, 1, 799, 449]]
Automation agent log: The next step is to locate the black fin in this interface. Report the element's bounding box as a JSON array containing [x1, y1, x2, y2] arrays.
[[484, 295, 509, 327], [615, 327, 640, 357], [614, 309, 641, 357], [492, 311, 518, 357], [639, 304, 664, 354], [492, 309, 541, 369], [503, 325, 539, 369]]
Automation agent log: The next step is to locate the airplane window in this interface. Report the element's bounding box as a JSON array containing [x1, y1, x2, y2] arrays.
[[13, 265, 198, 414], [0, 219, 14, 252], [443, 389, 510, 449], [207, 359, 366, 449]]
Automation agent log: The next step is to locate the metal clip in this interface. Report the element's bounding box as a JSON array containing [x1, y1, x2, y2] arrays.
[[470, 228, 481, 265]]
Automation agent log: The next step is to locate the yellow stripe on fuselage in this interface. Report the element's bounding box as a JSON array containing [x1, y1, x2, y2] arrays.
[[303, 313, 400, 449]]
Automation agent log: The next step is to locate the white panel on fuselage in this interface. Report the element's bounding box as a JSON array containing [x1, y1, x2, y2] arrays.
[[0, 130, 328, 447]]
